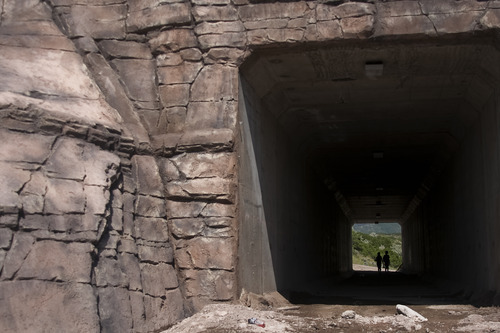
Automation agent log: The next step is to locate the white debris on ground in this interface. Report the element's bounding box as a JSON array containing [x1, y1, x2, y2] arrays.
[[347, 313, 425, 331], [160, 304, 308, 333], [337, 310, 426, 332], [341, 310, 356, 319], [396, 304, 428, 321]]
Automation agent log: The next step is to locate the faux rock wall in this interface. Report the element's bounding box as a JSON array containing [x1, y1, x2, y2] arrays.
[[2, 0, 500, 332]]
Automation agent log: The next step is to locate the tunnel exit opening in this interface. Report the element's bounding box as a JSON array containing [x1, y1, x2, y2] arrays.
[[238, 36, 500, 305], [352, 222, 402, 272]]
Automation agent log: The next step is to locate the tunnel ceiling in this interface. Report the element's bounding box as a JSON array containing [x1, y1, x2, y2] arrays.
[[241, 38, 496, 224]]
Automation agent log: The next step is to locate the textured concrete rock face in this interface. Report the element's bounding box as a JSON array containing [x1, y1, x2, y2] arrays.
[[1, 0, 500, 331]]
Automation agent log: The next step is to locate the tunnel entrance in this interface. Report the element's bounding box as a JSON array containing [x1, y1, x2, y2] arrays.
[[238, 36, 500, 305]]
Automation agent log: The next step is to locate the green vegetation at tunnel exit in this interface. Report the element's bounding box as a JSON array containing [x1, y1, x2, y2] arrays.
[[352, 229, 402, 269]]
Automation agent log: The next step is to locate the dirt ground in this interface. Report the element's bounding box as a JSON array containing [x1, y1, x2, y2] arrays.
[[163, 269, 500, 333], [162, 303, 500, 333]]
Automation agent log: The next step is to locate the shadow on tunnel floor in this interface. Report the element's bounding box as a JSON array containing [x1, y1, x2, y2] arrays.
[[289, 271, 467, 306]]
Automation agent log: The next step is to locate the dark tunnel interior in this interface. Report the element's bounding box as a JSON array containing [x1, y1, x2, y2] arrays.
[[237, 36, 500, 305]]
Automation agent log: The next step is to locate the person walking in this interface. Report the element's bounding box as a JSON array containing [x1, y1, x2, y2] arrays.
[[383, 251, 390, 272], [375, 252, 382, 272]]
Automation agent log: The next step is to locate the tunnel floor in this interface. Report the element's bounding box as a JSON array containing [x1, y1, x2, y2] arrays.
[[290, 270, 466, 306]]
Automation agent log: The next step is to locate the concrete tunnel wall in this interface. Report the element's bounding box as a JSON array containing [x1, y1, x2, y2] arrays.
[[401, 48, 500, 302], [402, 82, 500, 300], [238, 75, 352, 297]]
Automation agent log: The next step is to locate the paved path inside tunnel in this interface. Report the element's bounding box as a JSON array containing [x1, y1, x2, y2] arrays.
[[290, 269, 464, 306]]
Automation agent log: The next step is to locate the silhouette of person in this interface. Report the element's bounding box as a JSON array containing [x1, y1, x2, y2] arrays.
[[383, 251, 390, 272], [375, 252, 382, 272]]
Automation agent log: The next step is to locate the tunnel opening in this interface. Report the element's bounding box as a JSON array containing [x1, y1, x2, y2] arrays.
[[352, 222, 402, 272], [237, 35, 500, 305]]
